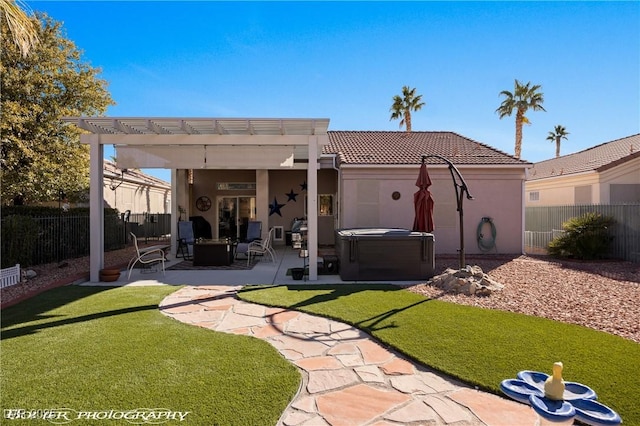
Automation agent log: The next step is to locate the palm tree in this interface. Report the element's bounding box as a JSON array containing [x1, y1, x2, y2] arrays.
[[496, 79, 546, 159], [0, 0, 39, 57], [390, 86, 425, 132], [546, 125, 569, 158]]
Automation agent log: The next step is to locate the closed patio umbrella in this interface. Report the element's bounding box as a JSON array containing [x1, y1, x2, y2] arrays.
[[413, 161, 435, 233]]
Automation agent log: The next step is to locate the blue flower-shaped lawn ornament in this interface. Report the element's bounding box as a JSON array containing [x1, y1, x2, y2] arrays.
[[500, 364, 622, 426]]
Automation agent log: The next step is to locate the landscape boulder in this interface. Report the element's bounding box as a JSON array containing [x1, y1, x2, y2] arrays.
[[428, 265, 504, 296]]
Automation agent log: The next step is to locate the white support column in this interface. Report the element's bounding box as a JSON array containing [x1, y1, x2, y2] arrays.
[[307, 136, 318, 280], [88, 134, 104, 282], [256, 169, 269, 240], [171, 169, 178, 256]]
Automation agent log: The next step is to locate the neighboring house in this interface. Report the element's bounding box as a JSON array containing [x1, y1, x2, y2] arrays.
[[64, 117, 530, 281], [525, 134, 640, 206], [103, 160, 171, 214]]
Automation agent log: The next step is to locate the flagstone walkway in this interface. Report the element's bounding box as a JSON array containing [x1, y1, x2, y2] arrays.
[[160, 285, 538, 426]]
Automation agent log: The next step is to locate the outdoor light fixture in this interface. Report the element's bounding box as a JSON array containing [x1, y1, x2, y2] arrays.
[[109, 168, 128, 191], [421, 155, 474, 269]]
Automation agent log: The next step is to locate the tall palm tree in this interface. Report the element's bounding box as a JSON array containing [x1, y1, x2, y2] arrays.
[[0, 0, 38, 57], [390, 86, 425, 132], [546, 125, 569, 158], [496, 79, 546, 159]]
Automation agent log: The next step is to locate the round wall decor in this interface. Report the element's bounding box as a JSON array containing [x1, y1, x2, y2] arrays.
[[196, 196, 212, 211]]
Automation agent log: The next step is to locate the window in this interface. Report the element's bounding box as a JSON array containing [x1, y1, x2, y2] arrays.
[[529, 191, 540, 202], [305, 194, 335, 216], [574, 185, 592, 204], [319, 195, 334, 216]]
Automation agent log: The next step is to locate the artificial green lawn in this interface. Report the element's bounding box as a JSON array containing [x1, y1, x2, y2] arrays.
[[1, 286, 299, 426], [238, 284, 640, 425]]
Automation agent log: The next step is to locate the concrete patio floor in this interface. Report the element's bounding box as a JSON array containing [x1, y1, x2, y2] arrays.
[[79, 245, 540, 425], [92, 245, 432, 287]]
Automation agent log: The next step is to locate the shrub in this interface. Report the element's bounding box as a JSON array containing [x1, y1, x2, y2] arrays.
[[547, 212, 615, 260]]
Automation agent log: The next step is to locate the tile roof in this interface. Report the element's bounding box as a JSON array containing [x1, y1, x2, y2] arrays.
[[323, 131, 528, 166], [528, 134, 640, 181]]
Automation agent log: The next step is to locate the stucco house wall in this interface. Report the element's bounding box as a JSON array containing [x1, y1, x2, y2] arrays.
[[103, 161, 171, 214], [340, 166, 526, 254], [190, 169, 256, 234]]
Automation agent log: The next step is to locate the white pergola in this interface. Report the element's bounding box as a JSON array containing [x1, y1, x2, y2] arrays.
[[64, 117, 330, 282]]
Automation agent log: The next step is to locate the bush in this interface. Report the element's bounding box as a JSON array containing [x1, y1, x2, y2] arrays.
[[547, 212, 615, 260]]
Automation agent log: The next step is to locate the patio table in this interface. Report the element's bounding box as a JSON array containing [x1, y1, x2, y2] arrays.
[[193, 239, 234, 266]]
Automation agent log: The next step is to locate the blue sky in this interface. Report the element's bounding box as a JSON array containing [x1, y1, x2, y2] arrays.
[[31, 1, 640, 182]]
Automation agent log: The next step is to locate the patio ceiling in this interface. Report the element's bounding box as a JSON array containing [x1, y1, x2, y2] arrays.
[[64, 117, 330, 137]]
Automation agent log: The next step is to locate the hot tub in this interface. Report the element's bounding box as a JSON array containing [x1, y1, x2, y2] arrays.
[[335, 228, 435, 281]]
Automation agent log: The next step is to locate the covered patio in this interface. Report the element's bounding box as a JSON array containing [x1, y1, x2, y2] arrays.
[[64, 117, 330, 282]]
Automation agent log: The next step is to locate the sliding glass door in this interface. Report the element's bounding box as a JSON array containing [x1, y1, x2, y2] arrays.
[[217, 196, 256, 240]]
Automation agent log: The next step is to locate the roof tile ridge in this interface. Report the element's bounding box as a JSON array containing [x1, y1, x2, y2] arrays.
[[447, 131, 528, 163]]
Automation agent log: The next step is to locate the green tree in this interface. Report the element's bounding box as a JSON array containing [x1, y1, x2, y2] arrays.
[[496, 79, 546, 159], [1, 12, 114, 205], [546, 125, 569, 158], [390, 86, 425, 132], [0, 0, 38, 57]]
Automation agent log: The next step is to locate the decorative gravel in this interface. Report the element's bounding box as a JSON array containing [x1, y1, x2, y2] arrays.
[[3, 250, 638, 344]]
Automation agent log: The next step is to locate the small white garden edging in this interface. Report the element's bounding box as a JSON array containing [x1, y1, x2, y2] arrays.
[[0, 264, 21, 288]]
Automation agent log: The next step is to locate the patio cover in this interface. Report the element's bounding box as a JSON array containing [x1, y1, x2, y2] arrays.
[[63, 117, 330, 282]]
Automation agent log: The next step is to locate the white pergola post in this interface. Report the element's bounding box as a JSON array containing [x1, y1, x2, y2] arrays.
[[307, 136, 318, 281], [256, 170, 269, 239], [171, 168, 178, 256], [87, 134, 104, 282]]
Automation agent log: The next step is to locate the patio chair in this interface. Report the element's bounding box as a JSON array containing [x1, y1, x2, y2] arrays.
[[177, 221, 195, 260], [127, 232, 166, 279], [247, 227, 277, 266], [235, 221, 262, 259]]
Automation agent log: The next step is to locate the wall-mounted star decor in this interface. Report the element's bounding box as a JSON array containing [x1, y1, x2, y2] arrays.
[[269, 196, 285, 216], [286, 189, 299, 202], [300, 181, 307, 191]]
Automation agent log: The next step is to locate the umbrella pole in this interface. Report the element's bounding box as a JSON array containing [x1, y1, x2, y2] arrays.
[[458, 188, 465, 269], [421, 155, 473, 270]]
